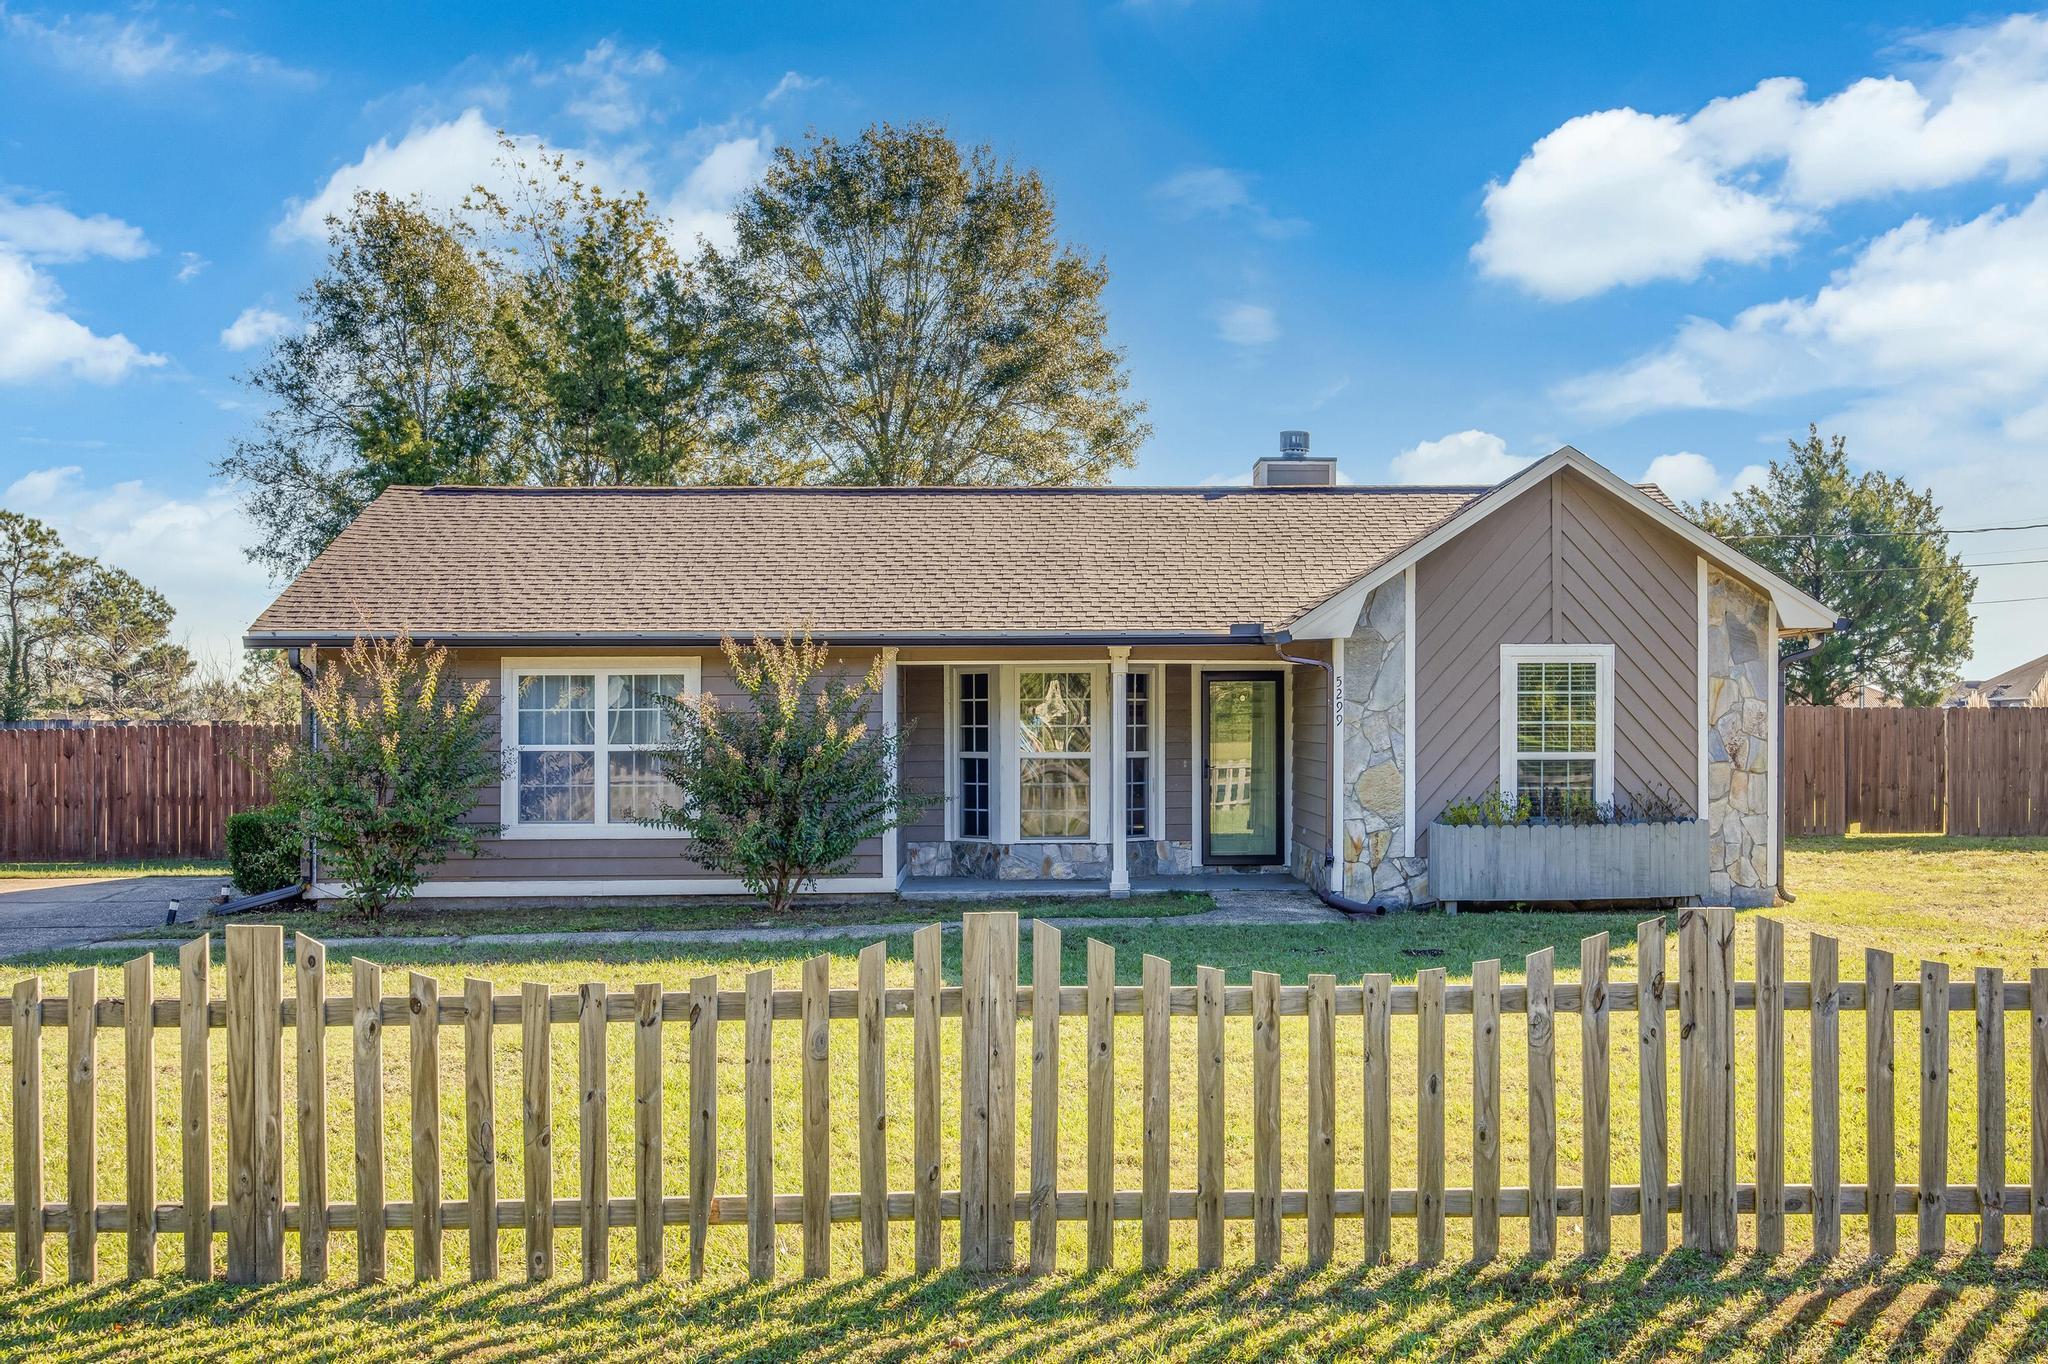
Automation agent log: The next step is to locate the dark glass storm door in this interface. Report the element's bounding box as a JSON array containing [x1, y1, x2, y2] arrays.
[[1202, 672, 1284, 865]]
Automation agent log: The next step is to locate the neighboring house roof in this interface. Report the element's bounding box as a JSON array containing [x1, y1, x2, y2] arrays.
[[1948, 652, 2048, 708], [1281, 447, 1838, 637], [246, 447, 1832, 646]]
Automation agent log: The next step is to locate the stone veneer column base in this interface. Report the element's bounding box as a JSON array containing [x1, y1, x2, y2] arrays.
[[1704, 568, 1775, 907], [1341, 578, 1427, 910]]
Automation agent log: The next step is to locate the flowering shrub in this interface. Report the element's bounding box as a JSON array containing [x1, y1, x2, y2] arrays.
[[270, 633, 502, 919]]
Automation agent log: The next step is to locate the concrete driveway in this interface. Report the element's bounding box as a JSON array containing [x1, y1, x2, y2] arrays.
[[0, 874, 228, 958]]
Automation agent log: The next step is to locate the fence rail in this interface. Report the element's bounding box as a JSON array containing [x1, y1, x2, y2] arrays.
[[4, 910, 2043, 1285], [0, 723, 289, 862], [1785, 705, 2048, 836]]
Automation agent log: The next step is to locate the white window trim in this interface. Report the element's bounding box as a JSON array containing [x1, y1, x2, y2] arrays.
[[942, 662, 1123, 845], [1014, 667, 1100, 843], [1497, 644, 1615, 806], [1122, 664, 1166, 840], [500, 655, 703, 840]]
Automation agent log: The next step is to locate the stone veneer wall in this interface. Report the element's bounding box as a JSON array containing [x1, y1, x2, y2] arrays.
[[1342, 578, 1427, 908], [1705, 568, 1774, 906], [904, 839, 1200, 881]]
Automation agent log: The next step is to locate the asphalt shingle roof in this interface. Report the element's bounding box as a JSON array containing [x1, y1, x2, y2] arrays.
[[248, 483, 1506, 643]]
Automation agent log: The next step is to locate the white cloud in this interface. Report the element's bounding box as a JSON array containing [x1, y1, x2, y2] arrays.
[[1151, 166, 1308, 239], [1473, 109, 1806, 300], [220, 306, 292, 351], [280, 108, 761, 254], [2, 466, 274, 664], [174, 251, 208, 282], [0, 192, 152, 262], [1475, 13, 2048, 297], [276, 109, 631, 243], [1559, 191, 2048, 419], [557, 40, 667, 133], [663, 132, 773, 251], [1389, 430, 1535, 485], [1212, 301, 1278, 347], [1640, 451, 1768, 504], [0, 249, 163, 384], [2, 8, 313, 85], [764, 71, 822, 103]]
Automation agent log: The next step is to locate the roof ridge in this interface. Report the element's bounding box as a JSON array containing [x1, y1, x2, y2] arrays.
[[396, 482, 1501, 497]]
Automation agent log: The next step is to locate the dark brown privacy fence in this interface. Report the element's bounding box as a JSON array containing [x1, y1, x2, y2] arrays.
[[1784, 706, 2048, 836], [0, 723, 289, 861], [5, 910, 2043, 1286]]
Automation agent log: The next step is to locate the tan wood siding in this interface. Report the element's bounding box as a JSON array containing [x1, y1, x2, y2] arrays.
[[1413, 469, 1701, 856], [1414, 481, 1555, 853], [1553, 471, 1700, 804], [1290, 647, 1331, 852], [899, 667, 946, 856], [1164, 665, 1193, 843], [425, 647, 884, 884]]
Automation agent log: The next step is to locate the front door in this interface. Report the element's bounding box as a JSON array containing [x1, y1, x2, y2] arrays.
[[1202, 671, 1285, 865]]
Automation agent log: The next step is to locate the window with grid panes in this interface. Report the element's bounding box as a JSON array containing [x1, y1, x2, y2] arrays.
[[1512, 659, 1600, 815]]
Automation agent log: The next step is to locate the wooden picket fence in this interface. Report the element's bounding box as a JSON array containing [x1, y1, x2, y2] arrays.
[[4, 909, 2045, 1285]]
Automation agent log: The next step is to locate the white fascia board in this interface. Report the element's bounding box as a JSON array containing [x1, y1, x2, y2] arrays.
[[1284, 447, 1838, 640]]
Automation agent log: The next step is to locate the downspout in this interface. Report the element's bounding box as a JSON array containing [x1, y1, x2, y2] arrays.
[[1268, 635, 1381, 915], [287, 647, 318, 894], [1774, 623, 1843, 903]]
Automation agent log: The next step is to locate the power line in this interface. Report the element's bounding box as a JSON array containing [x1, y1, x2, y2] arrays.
[[1975, 594, 2048, 605], [1722, 520, 2048, 541], [1825, 556, 2048, 574]]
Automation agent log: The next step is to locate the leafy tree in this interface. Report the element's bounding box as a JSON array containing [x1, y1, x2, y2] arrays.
[[182, 648, 302, 724], [651, 633, 932, 914], [0, 510, 90, 722], [702, 122, 1150, 485], [218, 191, 510, 576], [478, 156, 737, 486], [269, 634, 502, 919], [45, 564, 193, 718], [1691, 426, 1975, 706]]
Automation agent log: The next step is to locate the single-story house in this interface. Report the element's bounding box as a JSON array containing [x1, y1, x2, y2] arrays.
[[246, 439, 1836, 910], [1948, 651, 2048, 708]]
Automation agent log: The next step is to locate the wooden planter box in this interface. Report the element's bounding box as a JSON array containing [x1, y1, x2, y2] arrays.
[[1431, 819, 1707, 907]]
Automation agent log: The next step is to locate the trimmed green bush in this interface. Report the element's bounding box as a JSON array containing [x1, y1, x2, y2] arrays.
[[225, 806, 301, 895]]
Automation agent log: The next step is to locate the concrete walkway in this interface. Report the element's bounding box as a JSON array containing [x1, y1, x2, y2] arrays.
[[81, 880, 1347, 956], [0, 873, 227, 957]]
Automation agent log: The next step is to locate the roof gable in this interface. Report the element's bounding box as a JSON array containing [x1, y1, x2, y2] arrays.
[[1281, 447, 1838, 639]]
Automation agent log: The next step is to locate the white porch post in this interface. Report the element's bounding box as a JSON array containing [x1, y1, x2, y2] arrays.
[[1108, 647, 1131, 898], [881, 647, 901, 888]]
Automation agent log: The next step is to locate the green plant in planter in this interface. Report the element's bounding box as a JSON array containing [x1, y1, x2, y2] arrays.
[[1436, 782, 1693, 827]]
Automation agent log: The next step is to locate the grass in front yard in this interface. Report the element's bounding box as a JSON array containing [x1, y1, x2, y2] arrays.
[[0, 859, 229, 879], [133, 889, 1211, 941], [4, 1249, 2045, 1361], [2, 832, 2046, 1358]]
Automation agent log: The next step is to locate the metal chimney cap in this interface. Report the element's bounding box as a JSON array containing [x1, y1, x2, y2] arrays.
[[1279, 429, 1310, 458]]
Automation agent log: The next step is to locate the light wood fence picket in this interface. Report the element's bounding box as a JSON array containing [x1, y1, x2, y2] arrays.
[[6, 910, 2046, 1283]]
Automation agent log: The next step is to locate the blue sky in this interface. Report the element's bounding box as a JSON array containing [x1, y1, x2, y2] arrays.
[[3, 1, 2046, 676]]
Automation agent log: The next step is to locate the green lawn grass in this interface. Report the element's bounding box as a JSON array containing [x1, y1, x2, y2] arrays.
[[130, 888, 1211, 941], [0, 859, 229, 880], [4, 833, 2048, 1360]]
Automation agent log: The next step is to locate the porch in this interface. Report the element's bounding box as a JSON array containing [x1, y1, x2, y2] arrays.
[[889, 643, 1334, 897]]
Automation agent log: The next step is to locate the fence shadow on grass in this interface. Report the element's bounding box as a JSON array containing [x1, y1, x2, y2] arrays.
[[11, 1252, 2048, 1362]]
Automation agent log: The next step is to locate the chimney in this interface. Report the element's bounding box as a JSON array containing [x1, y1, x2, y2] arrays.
[[1252, 429, 1337, 487]]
